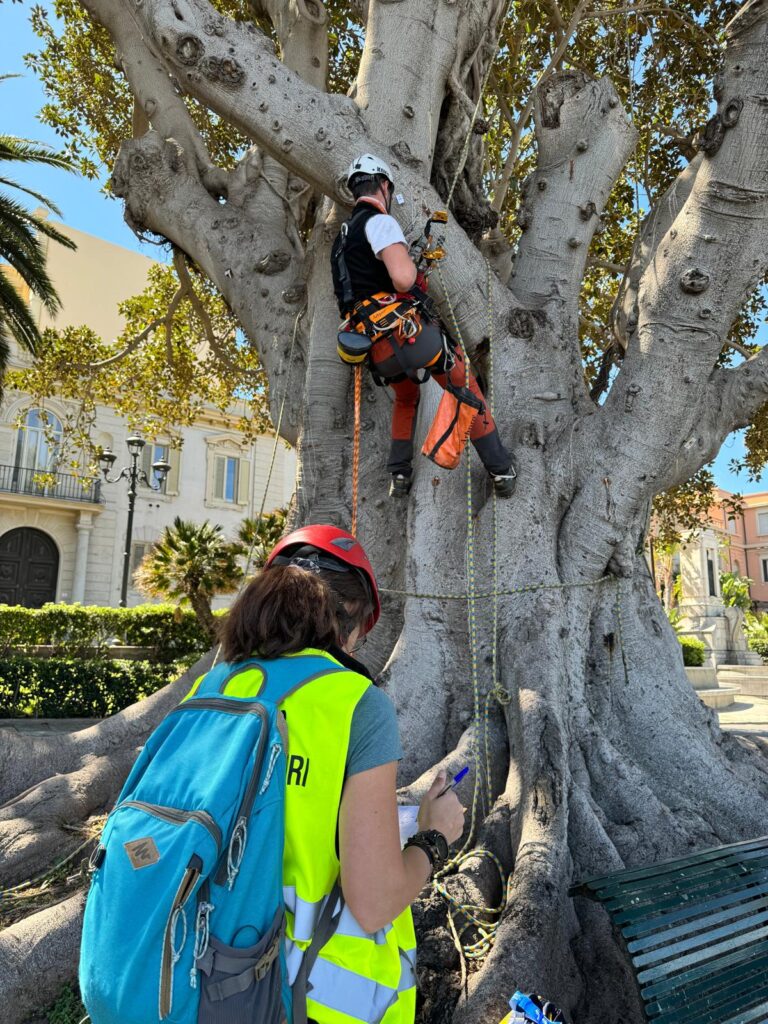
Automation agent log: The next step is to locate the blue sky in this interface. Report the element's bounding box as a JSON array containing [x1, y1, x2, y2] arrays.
[[2, 2, 767, 493], [1, 2, 149, 256]]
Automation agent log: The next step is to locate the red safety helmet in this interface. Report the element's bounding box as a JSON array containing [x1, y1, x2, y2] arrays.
[[266, 525, 381, 634]]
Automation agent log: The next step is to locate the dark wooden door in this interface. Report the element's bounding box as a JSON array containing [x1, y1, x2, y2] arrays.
[[0, 528, 59, 607]]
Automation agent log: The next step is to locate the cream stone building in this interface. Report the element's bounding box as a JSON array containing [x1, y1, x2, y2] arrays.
[[0, 222, 295, 608]]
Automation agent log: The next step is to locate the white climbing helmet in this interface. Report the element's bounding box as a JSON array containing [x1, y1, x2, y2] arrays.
[[346, 154, 394, 187]]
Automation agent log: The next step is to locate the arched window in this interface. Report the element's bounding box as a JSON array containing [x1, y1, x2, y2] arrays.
[[14, 409, 63, 472]]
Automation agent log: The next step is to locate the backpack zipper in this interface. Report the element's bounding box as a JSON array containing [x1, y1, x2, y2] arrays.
[[169, 697, 273, 887], [170, 698, 270, 821], [118, 800, 222, 854], [159, 855, 202, 1019]]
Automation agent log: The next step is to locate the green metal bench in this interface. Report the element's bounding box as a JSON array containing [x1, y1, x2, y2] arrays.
[[569, 835, 768, 1024]]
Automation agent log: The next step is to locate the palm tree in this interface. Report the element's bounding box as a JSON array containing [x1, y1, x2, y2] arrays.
[[236, 508, 287, 576], [133, 517, 243, 639], [1, 77, 77, 390]]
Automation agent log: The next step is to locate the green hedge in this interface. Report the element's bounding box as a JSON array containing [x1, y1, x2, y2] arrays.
[[0, 656, 178, 718], [748, 636, 768, 663], [679, 635, 706, 667], [0, 603, 216, 663]]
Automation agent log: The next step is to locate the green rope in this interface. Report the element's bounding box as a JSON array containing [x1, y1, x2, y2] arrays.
[[380, 575, 611, 601], [485, 257, 499, 812], [614, 576, 631, 686], [429, 257, 515, 958], [425, 262, 616, 963]]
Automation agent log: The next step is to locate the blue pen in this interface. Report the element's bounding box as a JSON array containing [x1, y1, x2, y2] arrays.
[[438, 765, 469, 796]]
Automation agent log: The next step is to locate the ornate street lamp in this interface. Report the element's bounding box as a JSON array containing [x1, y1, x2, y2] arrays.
[[99, 437, 172, 607]]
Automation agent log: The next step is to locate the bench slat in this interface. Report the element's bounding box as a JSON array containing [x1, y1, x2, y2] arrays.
[[649, 960, 768, 1024], [571, 836, 768, 895], [622, 881, 768, 939], [571, 836, 768, 1022], [637, 925, 768, 984], [720, 995, 768, 1024], [639, 936, 768, 1001], [613, 869, 768, 927], [627, 894, 768, 953], [599, 849, 768, 906], [632, 908, 768, 967]]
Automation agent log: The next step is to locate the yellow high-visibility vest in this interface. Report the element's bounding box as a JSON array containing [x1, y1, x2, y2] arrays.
[[281, 648, 417, 1024]]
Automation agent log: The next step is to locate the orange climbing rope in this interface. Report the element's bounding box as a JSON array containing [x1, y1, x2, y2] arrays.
[[351, 364, 363, 535]]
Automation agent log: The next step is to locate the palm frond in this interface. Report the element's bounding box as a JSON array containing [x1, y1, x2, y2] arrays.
[[0, 175, 67, 215], [0, 271, 42, 354], [0, 124, 76, 362], [0, 197, 77, 250], [0, 244, 62, 318], [0, 318, 11, 397], [0, 136, 77, 175]]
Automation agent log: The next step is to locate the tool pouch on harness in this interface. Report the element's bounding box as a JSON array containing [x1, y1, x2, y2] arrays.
[[422, 381, 484, 470], [366, 308, 448, 384], [337, 331, 372, 365]]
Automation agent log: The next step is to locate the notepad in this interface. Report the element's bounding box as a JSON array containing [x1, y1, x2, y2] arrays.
[[397, 805, 420, 846]]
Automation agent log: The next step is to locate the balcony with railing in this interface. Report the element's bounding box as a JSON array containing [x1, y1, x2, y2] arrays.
[[0, 464, 102, 504]]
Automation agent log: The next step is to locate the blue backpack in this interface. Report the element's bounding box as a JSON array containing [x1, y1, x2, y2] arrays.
[[80, 654, 339, 1024]]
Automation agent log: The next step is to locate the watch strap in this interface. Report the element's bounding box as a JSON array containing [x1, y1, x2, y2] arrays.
[[404, 829, 448, 874]]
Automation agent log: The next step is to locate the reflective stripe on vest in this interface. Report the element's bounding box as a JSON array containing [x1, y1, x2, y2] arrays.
[[281, 649, 416, 1024], [307, 945, 417, 1022], [284, 886, 393, 946]]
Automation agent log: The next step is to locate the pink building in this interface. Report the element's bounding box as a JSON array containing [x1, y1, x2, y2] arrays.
[[712, 488, 768, 608]]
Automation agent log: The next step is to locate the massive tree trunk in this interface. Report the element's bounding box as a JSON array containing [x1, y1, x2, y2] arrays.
[[5, 1, 768, 1021]]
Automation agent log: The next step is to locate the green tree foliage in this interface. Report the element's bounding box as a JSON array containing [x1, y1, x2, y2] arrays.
[[133, 517, 243, 638], [7, 255, 270, 474], [720, 570, 753, 611], [16, 1, 768, 491], [0, 78, 76, 389], [651, 468, 744, 547], [236, 508, 287, 577]]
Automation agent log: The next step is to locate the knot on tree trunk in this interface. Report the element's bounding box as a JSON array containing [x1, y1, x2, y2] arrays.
[[112, 132, 188, 234]]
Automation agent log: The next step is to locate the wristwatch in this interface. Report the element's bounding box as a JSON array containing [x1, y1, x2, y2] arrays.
[[404, 829, 449, 874]]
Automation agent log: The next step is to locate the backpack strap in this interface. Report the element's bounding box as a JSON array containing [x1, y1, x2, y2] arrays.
[[291, 880, 344, 1024], [257, 661, 348, 706]]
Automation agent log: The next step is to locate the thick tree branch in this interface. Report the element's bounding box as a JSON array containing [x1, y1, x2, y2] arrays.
[[111, 132, 307, 442], [511, 73, 636, 316], [355, 0, 461, 167], [712, 345, 768, 433], [611, 154, 702, 351], [491, 0, 596, 216], [79, 0, 221, 184], [252, 0, 329, 90], [121, 0, 357, 192], [557, 1, 768, 580]]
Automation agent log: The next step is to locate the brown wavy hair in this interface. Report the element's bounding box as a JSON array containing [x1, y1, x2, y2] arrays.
[[217, 564, 373, 661]]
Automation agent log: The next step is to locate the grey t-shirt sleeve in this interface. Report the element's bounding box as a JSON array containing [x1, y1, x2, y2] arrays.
[[346, 684, 404, 777]]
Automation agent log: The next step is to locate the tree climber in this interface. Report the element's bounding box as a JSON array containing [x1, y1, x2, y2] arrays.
[[331, 154, 517, 499]]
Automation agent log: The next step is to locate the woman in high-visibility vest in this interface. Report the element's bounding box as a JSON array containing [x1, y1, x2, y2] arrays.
[[218, 524, 465, 1024]]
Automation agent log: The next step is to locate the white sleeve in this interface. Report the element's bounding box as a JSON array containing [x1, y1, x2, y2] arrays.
[[364, 214, 408, 258]]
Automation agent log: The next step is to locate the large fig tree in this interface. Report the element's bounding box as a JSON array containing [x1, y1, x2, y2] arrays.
[[4, 1, 768, 1021]]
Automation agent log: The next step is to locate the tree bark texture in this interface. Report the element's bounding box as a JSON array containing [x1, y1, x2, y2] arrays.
[[4, 2, 768, 1022]]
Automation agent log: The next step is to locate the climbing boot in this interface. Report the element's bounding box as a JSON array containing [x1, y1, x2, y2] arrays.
[[491, 467, 516, 498], [389, 473, 412, 498]]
